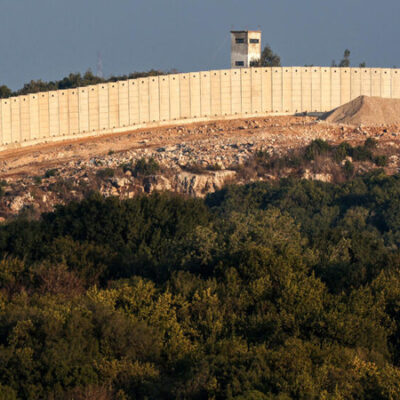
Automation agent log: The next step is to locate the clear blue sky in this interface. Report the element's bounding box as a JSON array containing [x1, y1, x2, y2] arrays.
[[1, 0, 399, 90]]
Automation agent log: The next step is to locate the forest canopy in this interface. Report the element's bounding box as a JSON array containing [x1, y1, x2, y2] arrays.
[[1, 173, 400, 398]]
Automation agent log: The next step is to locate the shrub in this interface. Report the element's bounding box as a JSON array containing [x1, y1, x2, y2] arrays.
[[351, 146, 373, 162], [364, 137, 378, 149], [183, 163, 207, 174], [44, 169, 58, 178], [33, 176, 42, 185], [96, 168, 115, 179], [333, 142, 352, 162], [0, 180, 6, 197], [304, 139, 332, 161], [133, 157, 160, 177], [207, 163, 222, 171], [374, 155, 388, 167], [343, 160, 355, 178]]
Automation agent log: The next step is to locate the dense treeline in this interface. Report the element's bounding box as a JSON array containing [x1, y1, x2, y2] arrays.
[[2, 172, 400, 398], [0, 69, 166, 99]]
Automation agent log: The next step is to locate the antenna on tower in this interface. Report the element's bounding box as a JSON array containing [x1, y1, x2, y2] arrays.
[[96, 52, 103, 78]]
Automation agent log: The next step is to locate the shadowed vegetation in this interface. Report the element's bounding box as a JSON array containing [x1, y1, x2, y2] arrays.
[[1, 173, 400, 398]]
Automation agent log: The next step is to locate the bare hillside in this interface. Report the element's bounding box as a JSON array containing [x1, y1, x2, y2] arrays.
[[1, 115, 400, 219]]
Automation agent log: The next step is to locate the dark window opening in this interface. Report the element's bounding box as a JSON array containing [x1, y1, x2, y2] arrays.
[[249, 39, 259, 44], [235, 38, 245, 44], [235, 61, 245, 66]]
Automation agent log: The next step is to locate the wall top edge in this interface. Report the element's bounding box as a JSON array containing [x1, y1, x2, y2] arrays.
[[2, 66, 400, 103]]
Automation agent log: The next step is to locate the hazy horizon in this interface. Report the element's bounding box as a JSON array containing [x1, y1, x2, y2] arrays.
[[1, 0, 399, 90]]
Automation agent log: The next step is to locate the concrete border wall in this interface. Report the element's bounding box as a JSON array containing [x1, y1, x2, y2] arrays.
[[1, 66, 400, 151]]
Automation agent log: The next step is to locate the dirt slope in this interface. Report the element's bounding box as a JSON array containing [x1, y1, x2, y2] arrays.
[[322, 96, 400, 126]]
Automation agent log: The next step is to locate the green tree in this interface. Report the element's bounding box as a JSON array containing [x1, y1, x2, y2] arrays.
[[339, 49, 351, 67], [252, 45, 281, 67], [0, 85, 12, 98]]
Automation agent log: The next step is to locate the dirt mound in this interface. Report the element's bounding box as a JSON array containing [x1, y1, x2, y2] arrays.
[[321, 96, 400, 126]]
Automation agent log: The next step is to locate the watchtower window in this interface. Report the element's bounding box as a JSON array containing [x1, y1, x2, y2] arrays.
[[235, 61, 244, 66], [235, 38, 245, 44], [249, 39, 259, 44]]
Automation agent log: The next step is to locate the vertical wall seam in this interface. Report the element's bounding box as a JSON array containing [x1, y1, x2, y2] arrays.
[[168, 77, 171, 120], [250, 68, 253, 113], [281, 67, 284, 113], [87, 89, 90, 133], [210, 72, 213, 117], [158, 76, 161, 121], [147, 79, 151, 123], [19, 97, 22, 143], [98, 86, 101, 133], [199, 73, 202, 117], [67, 91, 70, 136], [271, 69, 274, 113]]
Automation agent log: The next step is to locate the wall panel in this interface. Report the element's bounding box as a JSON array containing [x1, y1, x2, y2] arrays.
[[49, 91, 59, 137], [118, 81, 129, 128], [139, 78, 150, 123], [360, 69, 371, 96], [331, 68, 341, 109], [190, 72, 201, 118], [301, 67, 312, 112], [20, 96, 30, 142], [340, 68, 351, 105], [68, 89, 79, 135], [320, 67, 331, 111], [240, 69, 251, 114], [221, 70, 232, 116], [99, 84, 109, 131], [231, 69, 241, 115], [392, 70, 400, 99], [78, 88, 89, 134], [311, 67, 321, 112], [39, 93, 49, 139], [88, 85, 99, 133], [149, 77, 160, 122], [292, 68, 302, 113], [211, 70, 222, 116], [282, 67, 292, 113], [200, 72, 211, 117], [59, 91, 69, 136], [179, 74, 190, 119], [350, 68, 361, 100], [261, 68, 272, 112], [272, 67, 283, 113], [108, 82, 119, 128], [128, 80, 139, 125], [1, 99, 11, 144], [251, 68, 262, 113], [159, 76, 170, 121], [381, 69, 392, 98], [11, 98, 21, 143], [371, 69, 381, 97], [169, 75, 180, 120], [29, 94, 39, 140]]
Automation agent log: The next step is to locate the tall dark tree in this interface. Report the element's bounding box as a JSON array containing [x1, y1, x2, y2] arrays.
[[339, 49, 351, 67]]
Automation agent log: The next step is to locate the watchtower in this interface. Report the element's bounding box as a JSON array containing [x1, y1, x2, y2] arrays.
[[230, 30, 262, 68]]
